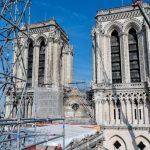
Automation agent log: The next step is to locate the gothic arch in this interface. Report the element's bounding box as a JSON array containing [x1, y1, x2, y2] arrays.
[[104, 21, 123, 36], [123, 18, 142, 33], [22, 36, 35, 47], [135, 135, 150, 149], [35, 34, 47, 46], [108, 135, 127, 150]]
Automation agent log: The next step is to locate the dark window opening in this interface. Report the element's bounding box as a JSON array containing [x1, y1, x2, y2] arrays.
[[118, 108, 121, 120], [111, 30, 122, 84], [139, 109, 142, 120], [138, 142, 146, 150], [134, 109, 137, 120], [38, 41, 45, 86], [114, 109, 116, 120], [27, 42, 33, 87], [72, 103, 79, 111], [128, 28, 141, 82], [114, 141, 121, 149]]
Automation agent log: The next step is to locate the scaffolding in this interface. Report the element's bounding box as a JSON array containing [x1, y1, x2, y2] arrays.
[[0, 0, 65, 149]]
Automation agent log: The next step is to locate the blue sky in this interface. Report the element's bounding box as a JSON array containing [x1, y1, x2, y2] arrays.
[[31, 0, 149, 85]]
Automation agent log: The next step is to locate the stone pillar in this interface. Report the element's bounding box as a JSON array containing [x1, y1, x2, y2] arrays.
[[137, 32, 147, 82], [99, 101, 103, 125], [92, 33, 96, 83], [95, 101, 99, 124], [105, 101, 109, 125], [33, 45, 39, 87], [121, 100, 126, 124], [102, 100, 105, 125], [47, 40, 53, 84], [145, 25, 150, 76], [120, 33, 130, 83], [110, 101, 115, 125], [25, 100, 28, 118], [145, 101, 149, 124], [67, 50, 73, 84], [95, 30, 103, 83], [44, 42, 49, 85], [105, 35, 111, 82], [53, 41, 60, 85], [127, 100, 132, 124]]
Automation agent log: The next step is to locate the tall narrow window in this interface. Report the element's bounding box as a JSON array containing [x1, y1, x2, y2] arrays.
[[27, 42, 33, 87], [111, 30, 122, 83], [118, 108, 121, 120], [139, 109, 142, 120], [114, 109, 116, 120], [134, 109, 137, 120], [128, 28, 141, 82], [38, 41, 45, 86]]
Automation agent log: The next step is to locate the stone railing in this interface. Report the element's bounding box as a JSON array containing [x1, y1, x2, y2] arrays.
[[92, 82, 147, 90]]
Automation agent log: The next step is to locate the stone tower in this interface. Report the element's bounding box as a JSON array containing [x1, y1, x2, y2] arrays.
[[92, 3, 150, 149], [5, 20, 73, 118]]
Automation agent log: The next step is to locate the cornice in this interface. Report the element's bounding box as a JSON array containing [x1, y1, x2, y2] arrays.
[[96, 3, 150, 22]]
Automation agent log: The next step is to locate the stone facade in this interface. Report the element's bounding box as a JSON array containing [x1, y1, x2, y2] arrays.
[[5, 20, 73, 118], [64, 88, 93, 124], [92, 3, 150, 150]]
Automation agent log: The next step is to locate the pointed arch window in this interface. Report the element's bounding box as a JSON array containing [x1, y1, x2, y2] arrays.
[[128, 28, 141, 82], [27, 41, 33, 87], [111, 30, 122, 84], [38, 41, 45, 86]]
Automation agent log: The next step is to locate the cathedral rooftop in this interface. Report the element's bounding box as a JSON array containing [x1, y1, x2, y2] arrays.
[[96, 2, 150, 17], [30, 19, 68, 38]]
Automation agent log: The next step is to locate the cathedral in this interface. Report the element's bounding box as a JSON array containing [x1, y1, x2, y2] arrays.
[[5, 20, 73, 118], [92, 3, 150, 149], [4, 1, 150, 150]]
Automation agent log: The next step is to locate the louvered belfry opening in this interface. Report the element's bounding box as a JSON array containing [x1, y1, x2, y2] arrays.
[[27, 41, 34, 87], [111, 30, 122, 84], [128, 28, 141, 82], [38, 41, 45, 86]]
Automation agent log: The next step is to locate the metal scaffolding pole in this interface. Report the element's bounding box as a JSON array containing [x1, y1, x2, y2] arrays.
[[0, 1, 65, 149]]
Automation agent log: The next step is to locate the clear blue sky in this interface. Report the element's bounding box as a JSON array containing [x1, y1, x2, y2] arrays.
[[31, 0, 149, 84]]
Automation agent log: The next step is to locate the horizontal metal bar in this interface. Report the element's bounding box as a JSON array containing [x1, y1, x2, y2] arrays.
[[0, 118, 65, 126], [21, 135, 63, 150]]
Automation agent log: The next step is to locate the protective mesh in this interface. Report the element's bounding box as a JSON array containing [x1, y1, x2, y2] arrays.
[[33, 86, 63, 118]]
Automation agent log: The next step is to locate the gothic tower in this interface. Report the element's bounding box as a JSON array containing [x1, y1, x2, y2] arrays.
[[5, 20, 73, 118], [92, 3, 150, 149]]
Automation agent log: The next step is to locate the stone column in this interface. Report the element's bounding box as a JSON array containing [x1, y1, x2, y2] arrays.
[[92, 33, 97, 83], [110, 100, 115, 125], [47, 40, 53, 84], [44, 42, 49, 85], [121, 100, 126, 124], [25, 100, 28, 118], [145, 100, 149, 124], [127, 100, 132, 124], [145, 25, 150, 76], [105, 35, 111, 82], [52, 41, 60, 85], [95, 30, 103, 83], [99, 100, 103, 125], [33, 45, 39, 87], [137, 32, 147, 82], [102, 100, 105, 125], [67, 50, 73, 84], [120, 33, 130, 83], [105, 101, 109, 125], [95, 101, 99, 124]]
